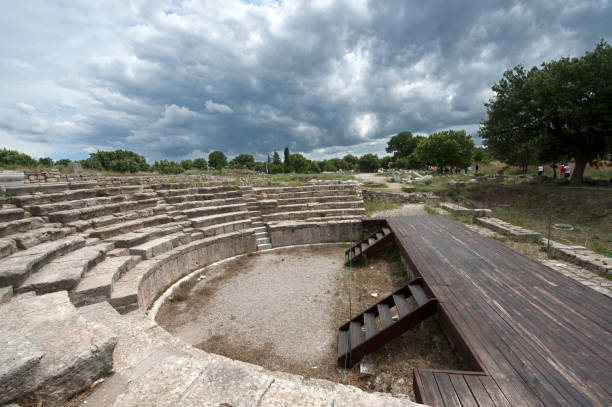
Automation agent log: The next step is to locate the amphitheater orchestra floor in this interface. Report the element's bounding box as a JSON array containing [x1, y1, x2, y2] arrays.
[[386, 215, 612, 407]]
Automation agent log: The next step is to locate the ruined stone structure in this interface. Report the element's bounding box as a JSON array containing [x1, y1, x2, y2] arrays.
[[0, 177, 424, 405]]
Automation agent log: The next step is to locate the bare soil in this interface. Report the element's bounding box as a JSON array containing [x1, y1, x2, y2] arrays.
[[156, 245, 464, 398]]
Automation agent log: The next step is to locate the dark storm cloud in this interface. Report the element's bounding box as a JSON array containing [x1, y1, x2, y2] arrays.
[[0, 0, 610, 161]]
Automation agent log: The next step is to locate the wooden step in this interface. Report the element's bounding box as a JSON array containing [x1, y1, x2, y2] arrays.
[[408, 281, 429, 306], [337, 278, 437, 367], [344, 227, 395, 265]]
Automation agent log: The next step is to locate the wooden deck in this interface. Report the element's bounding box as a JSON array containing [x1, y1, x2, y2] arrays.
[[386, 215, 612, 407]]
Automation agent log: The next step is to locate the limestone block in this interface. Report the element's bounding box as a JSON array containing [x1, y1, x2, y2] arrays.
[[0, 291, 116, 404]]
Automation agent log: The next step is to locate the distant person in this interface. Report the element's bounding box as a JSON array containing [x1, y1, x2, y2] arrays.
[[475, 164, 479, 174], [560, 164, 566, 178], [565, 165, 571, 178], [468, 166, 472, 173], [538, 165, 544, 176]]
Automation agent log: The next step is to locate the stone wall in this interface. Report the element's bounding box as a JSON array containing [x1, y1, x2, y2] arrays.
[[19, 171, 232, 185], [137, 231, 257, 311], [362, 189, 439, 203], [268, 220, 361, 247]]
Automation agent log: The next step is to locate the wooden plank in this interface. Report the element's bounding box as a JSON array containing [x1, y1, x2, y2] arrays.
[[363, 312, 378, 339], [434, 372, 462, 407], [479, 376, 512, 407], [392, 293, 411, 317], [337, 330, 348, 359], [408, 282, 428, 306], [377, 303, 393, 329], [448, 374, 478, 407], [349, 321, 364, 349], [463, 374, 496, 406], [415, 370, 445, 406]]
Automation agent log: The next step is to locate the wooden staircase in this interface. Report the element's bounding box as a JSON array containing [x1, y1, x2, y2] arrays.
[[345, 227, 394, 265], [337, 277, 438, 368]]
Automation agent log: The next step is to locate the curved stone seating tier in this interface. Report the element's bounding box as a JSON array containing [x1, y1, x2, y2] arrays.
[[109, 229, 256, 314], [3, 181, 96, 197], [267, 220, 362, 247], [9, 188, 100, 207], [163, 190, 242, 204], [47, 198, 158, 223], [0, 207, 25, 222], [28, 195, 126, 216], [18, 242, 113, 295], [262, 208, 365, 222], [166, 196, 245, 213], [0, 235, 86, 287], [0, 217, 44, 237]]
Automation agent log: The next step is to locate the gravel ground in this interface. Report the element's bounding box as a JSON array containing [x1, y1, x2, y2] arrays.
[[158, 246, 347, 367], [370, 203, 428, 217]]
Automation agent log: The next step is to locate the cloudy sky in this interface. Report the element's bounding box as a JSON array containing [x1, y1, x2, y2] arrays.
[[1, 0, 610, 162]]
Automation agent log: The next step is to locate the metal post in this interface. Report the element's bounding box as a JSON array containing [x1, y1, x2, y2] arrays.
[[547, 215, 552, 257]]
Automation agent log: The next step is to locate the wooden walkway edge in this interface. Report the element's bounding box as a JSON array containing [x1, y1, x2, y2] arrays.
[[385, 215, 612, 407]]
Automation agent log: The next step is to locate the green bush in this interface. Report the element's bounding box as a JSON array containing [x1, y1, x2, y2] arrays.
[[0, 148, 37, 167]]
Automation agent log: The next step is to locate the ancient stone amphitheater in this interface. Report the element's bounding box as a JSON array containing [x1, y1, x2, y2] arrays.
[[0, 177, 422, 406]]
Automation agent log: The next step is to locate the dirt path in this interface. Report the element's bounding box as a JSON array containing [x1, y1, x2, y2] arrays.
[[355, 172, 404, 191]]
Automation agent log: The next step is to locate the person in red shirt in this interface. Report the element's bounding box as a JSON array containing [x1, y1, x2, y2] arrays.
[[560, 164, 566, 177]]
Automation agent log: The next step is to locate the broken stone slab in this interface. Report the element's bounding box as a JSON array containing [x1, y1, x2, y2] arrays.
[[0, 238, 17, 259], [0, 291, 117, 405], [0, 208, 24, 222], [70, 255, 141, 307], [439, 203, 491, 218], [19, 243, 112, 294], [12, 226, 74, 249], [0, 217, 44, 238], [0, 236, 86, 287], [475, 217, 541, 242], [0, 337, 45, 403], [0, 285, 12, 302]]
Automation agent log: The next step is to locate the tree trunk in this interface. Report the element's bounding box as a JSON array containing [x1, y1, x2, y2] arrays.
[[551, 163, 557, 179], [570, 158, 587, 185]]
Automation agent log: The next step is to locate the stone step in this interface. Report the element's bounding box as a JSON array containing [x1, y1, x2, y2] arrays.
[[18, 242, 113, 294], [110, 259, 157, 314], [4, 183, 69, 196], [0, 236, 86, 287], [89, 214, 171, 240], [256, 237, 270, 245], [164, 191, 242, 204], [108, 221, 186, 248], [0, 291, 116, 405], [0, 238, 17, 259], [253, 226, 267, 233], [190, 211, 250, 228], [195, 219, 252, 238], [28, 196, 126, 216], [0, 217, 44, 238], [48, 199, 158, 223], [12, 226, 75, 249], [0, 208, 24, 222], [70, 255, 142, 307], [257, 243, 272, 250], [262, 208, 365, 222], [7, 188, 98, 207], [129, 234, 188, 260], [182, 203, 247, 219], [254, 231, 267, 238], [252, 221, 264, 227]]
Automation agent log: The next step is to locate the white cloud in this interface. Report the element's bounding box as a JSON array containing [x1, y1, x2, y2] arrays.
[[205, 100, 234, 114]]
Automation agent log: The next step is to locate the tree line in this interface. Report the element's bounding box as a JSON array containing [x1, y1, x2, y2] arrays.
[[480, 40, 611, 184]]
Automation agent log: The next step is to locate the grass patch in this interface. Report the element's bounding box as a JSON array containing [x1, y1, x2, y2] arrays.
[[364, 200, 404, 216]]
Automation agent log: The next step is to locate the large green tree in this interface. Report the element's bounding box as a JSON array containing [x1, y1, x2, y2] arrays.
[[481, 40, 612, 184], [386, 131, 424, 161], [229, 154, 255, 169], [358, 154, 381, 172], [208, 151, 227, 170], [413, 130, 475, 168]]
